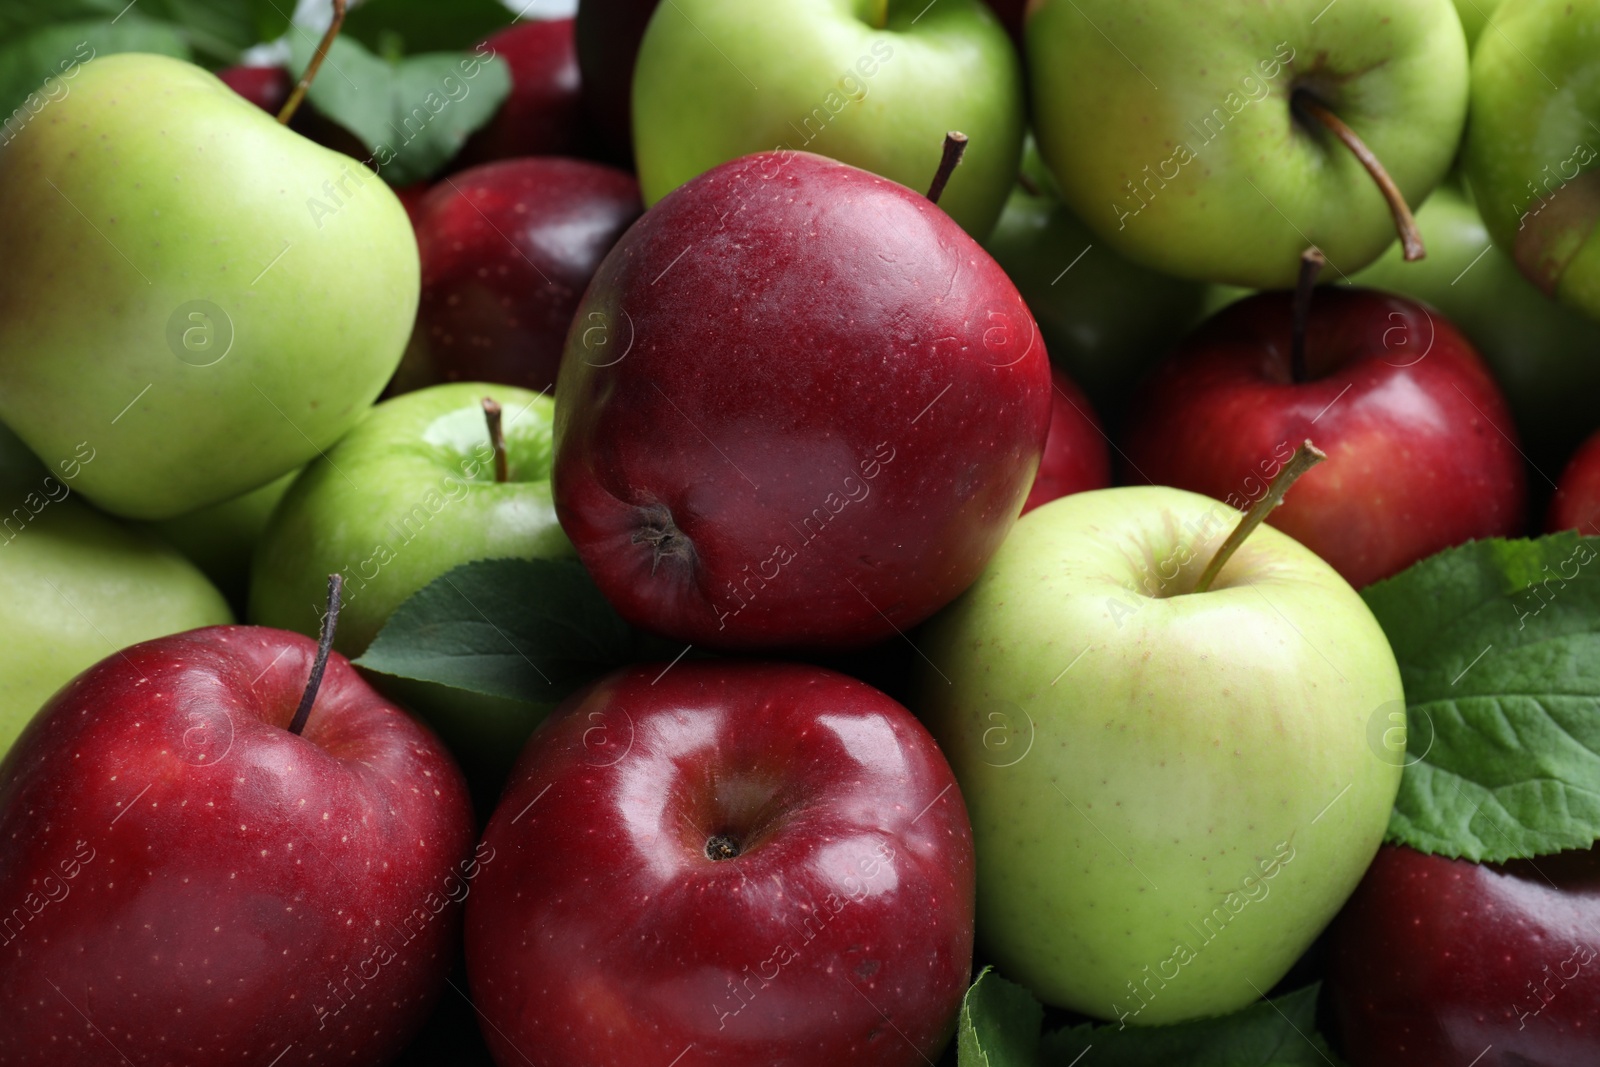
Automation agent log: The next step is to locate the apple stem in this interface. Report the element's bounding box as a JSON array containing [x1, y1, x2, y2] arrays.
[[1016, 170, 1041, 198], [870, 0, 890, 29], [288, 573, 343, 737], [926, 132, 968, 205], [1193, 442, 1327, 594], [277, 0, 348, 125], [1291, 91, 1424, 261], [1291, 247, 1325, 383], [482, 397, 508, 483]]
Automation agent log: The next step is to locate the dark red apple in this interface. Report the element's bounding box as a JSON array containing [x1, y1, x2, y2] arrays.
[[1326, 843, 1600, 1066], [217, 64, 292, 114], [0, 626, 475, 1066], [1547, 429, 1600, 534], [454, 18, 584, 168], [574, 0, 658, 164], [552, 151, 1051, 650], [1023, 366, 1111, 514], [1121, 287, 1527, 588], [465, 661, 976, 1067], [985, 0, 1026, 48], [393, 157, 642, 395]]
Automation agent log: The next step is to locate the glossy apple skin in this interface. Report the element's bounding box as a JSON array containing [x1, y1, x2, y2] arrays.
[[394, 158, 641, 394], [553, 151, 1051, 650], [1547, 430, 1600, 534], [453, 19, 584, 168], [1326, 844, 1600, 1066], [1022, 367, 1110, 514], [465, 661, 976, 1067], [0, 626, 475, 1066], [1122, 287, 1527, 589], [575, 0, 658, 164]]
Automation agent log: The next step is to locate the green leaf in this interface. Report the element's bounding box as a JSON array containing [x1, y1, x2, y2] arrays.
[[355, 558, 637, 705], [1040, 985, 1340, 1066], [0, 18, 188, 123], [1361, 535, 1600, 863], [287, 34, 510, 185], [0, 1, 288, 64], [341, 0, 516, 57], [957, 968, 1042, 1067]]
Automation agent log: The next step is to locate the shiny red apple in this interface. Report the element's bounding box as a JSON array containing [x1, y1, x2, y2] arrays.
[[464, 661, 976, 1067], [552, 150, 1051, 650], [1326, 843, 1600, 1066], [1547, 429, 1600, 535], [217, 64, 291, 114], [574, 0, 658, 164], [0, 626, 475, 1066], [454, 18, 584, 168], [1022, 366, 1110, 514], [393, 157, 641, 394], [1121, 287, 1527, 588]]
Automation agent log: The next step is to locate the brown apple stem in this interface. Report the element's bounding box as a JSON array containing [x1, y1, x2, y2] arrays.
[[1292, 91, 1424, 261], [1016, 170, 1041, 197], [1291, 247, 1325, 383], [482, 397, 508, 483], [278, 0, 348, 125], [870, 0, 890, 29], [288, 573, 343, 736], [1193, 442, 1327, 594], [926, 132, 968, 205]]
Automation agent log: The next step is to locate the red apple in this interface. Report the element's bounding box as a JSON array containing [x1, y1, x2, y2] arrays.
[[574, 0, 658, 164], [0, 626, 475, 1066], [217, 64, 292, 114], [1326, 843, 1600, 1066], [465, 661, 976, 1067], [1121, 287, 1527, 588], [553, 150, 1051, 650], [1547, 429, 1600, 535], [985, 0, 1026, 47], [393, 157, 642, 395], [1022, 366, 1111, 514], [454, 18, 585, 168]]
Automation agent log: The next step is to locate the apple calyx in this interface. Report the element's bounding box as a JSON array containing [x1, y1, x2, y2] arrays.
[[1290, 246, 1326, 383], [705, 833, 741, 860], [288, 572, 344, 736], [926, 132, 969, 205], [631, 502, 695, 576], [482, 397, 509, 483], [277, 0, 348, 125], [1192, 441, 1327, 594], [1291, 91, 1425, 262]]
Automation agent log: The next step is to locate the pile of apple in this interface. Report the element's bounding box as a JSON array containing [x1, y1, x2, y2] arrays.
[[1, 0, 1599, 1064]]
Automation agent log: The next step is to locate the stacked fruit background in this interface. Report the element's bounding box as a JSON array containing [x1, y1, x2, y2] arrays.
[[0, 0, 1597, 1065]]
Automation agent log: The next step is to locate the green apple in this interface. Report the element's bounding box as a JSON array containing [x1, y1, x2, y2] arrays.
[[0, 53, 418, 521], [140, 470, 298, 611], [916, 485, 1402, 1023], [250, 382, 573, 657], [1455, 0, 1500, 46], [1027, 0, 1469, 287], [0, 485, 232, 758], [984, 143, 1208, 416], [631, 0, 1025, 239], [1465, 0, 1600, 321], [1351, 180, 1600, 471]]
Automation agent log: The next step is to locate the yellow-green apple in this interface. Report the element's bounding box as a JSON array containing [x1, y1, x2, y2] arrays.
[[0, 53, 418, 519], [1028, 0, 1469, 286], [917, 484, 1403, 1023], [252, 382, 572, 655]]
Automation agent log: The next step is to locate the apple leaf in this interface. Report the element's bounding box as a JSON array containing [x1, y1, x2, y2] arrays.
[[286, 34, 510, 186], [1361, 534, 1600, 863], [0, 18, 189, 121], [955, 970, 1342, 1066], [341, 0, 517, 57], [0, 1, 286, 63], [355, 558, 638, 705]]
